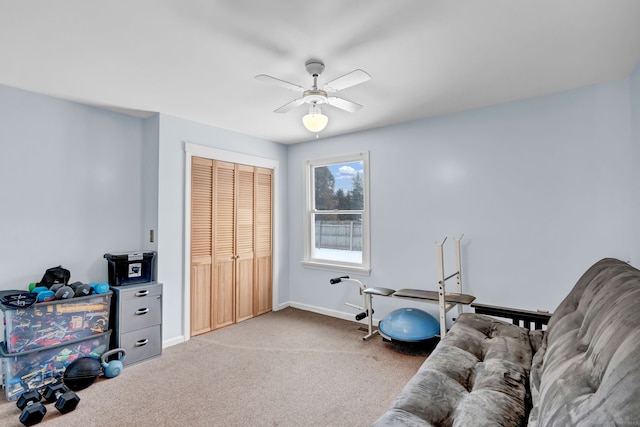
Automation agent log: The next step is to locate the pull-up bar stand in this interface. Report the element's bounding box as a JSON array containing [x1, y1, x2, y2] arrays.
[[435, 235, 467, 336]]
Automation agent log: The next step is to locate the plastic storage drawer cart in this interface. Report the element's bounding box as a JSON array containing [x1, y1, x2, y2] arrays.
[[1, 330, 111, 401], [1, 292, 112, 353]]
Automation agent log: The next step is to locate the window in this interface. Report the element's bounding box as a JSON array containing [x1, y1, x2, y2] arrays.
[[303, 152, 370, 274]]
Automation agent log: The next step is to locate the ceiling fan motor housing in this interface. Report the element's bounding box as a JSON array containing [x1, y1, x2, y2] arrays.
[[303, 90, 328, 104], [305, 59, 325, 77]]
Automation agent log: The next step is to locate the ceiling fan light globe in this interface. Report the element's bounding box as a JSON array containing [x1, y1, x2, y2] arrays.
[[302, 112, 328, 133]]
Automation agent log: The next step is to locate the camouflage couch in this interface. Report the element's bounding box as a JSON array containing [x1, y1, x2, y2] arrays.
[[372, 258, 640, 426]]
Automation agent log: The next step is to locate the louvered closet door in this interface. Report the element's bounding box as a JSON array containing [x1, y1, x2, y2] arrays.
[[213, 161, 236, 330], [235, 164, 255, 323], [190, 156, 273, 336], [254, 167, 273, 316], [190, 157, 214, 335]]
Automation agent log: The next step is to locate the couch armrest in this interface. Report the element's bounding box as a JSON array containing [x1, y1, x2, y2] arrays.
[[471, 303, 552, 330]]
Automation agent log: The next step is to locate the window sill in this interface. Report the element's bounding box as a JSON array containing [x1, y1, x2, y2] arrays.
[[302, 260, 371, 276]]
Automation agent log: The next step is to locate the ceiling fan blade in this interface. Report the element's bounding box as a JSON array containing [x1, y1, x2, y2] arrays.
[[274, 98, 305, 113], [327, 97, 363, 113], [255, 74, 305, 92], [323, 69, 371, 92]]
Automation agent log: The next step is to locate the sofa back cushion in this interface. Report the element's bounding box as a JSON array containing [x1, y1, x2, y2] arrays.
[[528, 258, 640, 426]]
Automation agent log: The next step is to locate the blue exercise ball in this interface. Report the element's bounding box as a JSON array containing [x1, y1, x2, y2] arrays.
[[379, 308, 440, 342]]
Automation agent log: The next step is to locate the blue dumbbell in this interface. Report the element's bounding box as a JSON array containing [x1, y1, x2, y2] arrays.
[[33, 287, 55, 302], [90, 282, 109, 294]]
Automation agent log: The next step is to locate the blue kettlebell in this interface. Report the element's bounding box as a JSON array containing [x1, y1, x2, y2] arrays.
[[101, 348, 126, 378]]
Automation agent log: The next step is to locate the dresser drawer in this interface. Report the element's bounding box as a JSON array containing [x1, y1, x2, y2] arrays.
[[118, 283, 162, 301], [120, 325, 162, 366], [120, 295, 161, 333], [110, 282, 163, 367]]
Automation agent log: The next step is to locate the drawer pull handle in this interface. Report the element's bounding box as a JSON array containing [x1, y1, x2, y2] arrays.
[[135, 308, 149, 315], [135, 290, 150, 297], [135, 339, 149, 347]]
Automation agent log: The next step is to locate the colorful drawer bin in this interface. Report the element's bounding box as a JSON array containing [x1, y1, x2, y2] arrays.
[[0, 330, 111, 401], [1, 291, 112, 353]]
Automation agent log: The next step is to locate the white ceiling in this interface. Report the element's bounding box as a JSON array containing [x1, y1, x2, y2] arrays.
[[1, 1, 639, 145]]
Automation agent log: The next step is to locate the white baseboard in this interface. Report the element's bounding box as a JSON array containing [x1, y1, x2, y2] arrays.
[[274, 301, 291, 311], [165, 302, 381, 349], [279, 301, 380, 326], [163, 335, 186, 348]]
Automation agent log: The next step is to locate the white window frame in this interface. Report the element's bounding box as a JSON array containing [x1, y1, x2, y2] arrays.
[[302, 151, 370, 275]]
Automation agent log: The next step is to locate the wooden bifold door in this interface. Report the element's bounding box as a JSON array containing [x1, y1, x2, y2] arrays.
[[190, 157, 272, 336]]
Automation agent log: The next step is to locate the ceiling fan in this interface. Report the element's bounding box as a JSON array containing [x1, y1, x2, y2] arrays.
[[255, 59, 371, 132]]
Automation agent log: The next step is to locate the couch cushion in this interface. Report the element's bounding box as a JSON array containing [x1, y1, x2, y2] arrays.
[[373, 313, 532, 427], [528, 258, 640, 426]]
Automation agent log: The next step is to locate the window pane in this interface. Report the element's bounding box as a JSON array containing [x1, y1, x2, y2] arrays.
[[314, 161, 364, 211], [304, 152, 369, 273], [312, 213, 362, 263]]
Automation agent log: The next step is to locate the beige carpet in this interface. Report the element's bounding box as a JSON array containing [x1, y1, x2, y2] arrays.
[[0, 308, 430, 427]]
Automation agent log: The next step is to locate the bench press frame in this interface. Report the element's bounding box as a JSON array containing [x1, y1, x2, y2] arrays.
[[331, 235, 475, 340]]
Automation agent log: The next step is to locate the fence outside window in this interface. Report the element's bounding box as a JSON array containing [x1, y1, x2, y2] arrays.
[[314, 220, 362, 251]]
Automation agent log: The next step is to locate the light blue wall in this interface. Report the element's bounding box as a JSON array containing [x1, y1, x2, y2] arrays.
[[0, 84, 146, 288], [288, 78, 634, 324], [0, 84, 289, 347], [1, 66, 637, 343], [156, 114, 289, 343], [631, 60, 640, 264], [141, 114, 160, 255]]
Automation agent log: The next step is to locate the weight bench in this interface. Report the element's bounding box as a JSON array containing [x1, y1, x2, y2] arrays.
[[331, 236, 475, 340]]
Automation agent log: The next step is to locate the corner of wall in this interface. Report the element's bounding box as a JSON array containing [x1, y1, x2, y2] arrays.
[[630, 60, 640, 265], [142, 114, 160, 254]]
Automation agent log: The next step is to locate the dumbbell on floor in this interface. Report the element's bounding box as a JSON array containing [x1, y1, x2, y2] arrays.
[[16, 390, 46, 426], [42, 383, 81, 414]]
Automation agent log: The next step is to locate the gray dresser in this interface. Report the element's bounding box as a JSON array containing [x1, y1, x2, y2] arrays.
[[110, 282, 162, 366]]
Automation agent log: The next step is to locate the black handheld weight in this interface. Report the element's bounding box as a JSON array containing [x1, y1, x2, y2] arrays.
[[16, 390, 46, 426], [42, 383, 81, 414]]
